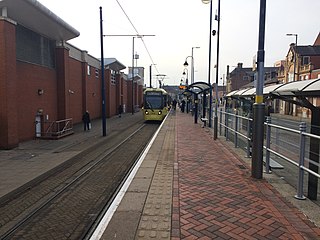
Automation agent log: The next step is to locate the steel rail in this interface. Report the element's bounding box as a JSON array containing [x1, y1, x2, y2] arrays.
[[1, 124, 148, 240]]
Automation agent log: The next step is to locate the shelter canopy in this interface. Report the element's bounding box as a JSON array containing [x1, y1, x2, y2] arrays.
[[227, 78, 320, 98]]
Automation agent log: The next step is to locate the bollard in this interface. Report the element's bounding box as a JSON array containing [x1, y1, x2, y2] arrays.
[[265, 116, 271, 174], [295, 122, 307, 200]]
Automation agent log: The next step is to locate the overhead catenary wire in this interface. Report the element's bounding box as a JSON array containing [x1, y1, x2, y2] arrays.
[[115, 0, 161, 77]]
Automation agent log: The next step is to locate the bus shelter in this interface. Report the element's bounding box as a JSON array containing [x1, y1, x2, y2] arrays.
[[183, 82, 211, 124], [226, 78, 320, 200]]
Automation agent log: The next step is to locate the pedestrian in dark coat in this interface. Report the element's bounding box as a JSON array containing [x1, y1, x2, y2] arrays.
[[172, 99, 177, 110], [118, 105, 123, 118], [181, 100, 186, 113], [82, 111, 91, 131]]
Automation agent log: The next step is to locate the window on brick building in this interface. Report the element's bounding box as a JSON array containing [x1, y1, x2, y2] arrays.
[[111, 70, 116, 85], [302, 56, 310, 65], [16, 24, 55, 68]]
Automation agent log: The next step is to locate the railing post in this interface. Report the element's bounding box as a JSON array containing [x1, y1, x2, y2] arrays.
[[275, 125, 279, 146], [246, 115, 252, 158], [219, 108, 222, 136], [295, 122, 307, 200], [225, 112, 229, 141], [235, 110, 239, 148], [265, 116, 271, 174]]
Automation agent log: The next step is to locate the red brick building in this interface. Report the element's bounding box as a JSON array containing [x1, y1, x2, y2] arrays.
[[0, 0, 142, 149]]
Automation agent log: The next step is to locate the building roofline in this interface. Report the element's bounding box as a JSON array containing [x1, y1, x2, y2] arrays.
[[0, 0, 80, 41]]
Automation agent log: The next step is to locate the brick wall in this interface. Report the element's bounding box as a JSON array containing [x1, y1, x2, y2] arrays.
[[16, 62, 57, 141], [0, 19, 19, 149], [0, 19, 142, 149], [68, 58, 84, 122]]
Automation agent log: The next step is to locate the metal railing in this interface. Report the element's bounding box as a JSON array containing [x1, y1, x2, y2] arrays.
[[37, 118, 74, 139], [217, 108, 320, 200]]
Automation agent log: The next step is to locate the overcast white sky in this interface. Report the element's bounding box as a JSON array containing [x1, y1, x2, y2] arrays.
[[38, 0, 320, 87]]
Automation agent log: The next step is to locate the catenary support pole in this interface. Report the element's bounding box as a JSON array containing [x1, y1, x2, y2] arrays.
[[251, 0, 266, 179], [100, 7, 107, 136]]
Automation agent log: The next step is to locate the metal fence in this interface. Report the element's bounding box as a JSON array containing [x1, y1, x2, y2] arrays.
[[37, 118, 74, 139], [217, 108, 320, 200]]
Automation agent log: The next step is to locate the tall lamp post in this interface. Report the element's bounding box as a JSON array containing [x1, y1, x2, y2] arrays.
[[183, 68, 189, 85], [149, 64, 156, 88], [183, 56, 192, 86], [183, 68, 190, 113], [286, 33, 298, 81], [183, 47, 200, 85], [131, 36, 138, 114], [105, 34, 155, 115], [192, 47, 200, 84], [201, 0, 217, 130]]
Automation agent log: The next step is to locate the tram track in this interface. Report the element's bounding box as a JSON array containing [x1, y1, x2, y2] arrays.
[[0, 121, 160, 240]]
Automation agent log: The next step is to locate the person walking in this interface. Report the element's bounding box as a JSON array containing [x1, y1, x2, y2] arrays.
[[172, 99, 177, 110], [181, 99, 186, 113], [82, 110, 91, 131], [118, 105, 123, 118]]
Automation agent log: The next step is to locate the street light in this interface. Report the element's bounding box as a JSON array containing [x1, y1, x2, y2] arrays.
[[104, 34, 155, 115], [183, 47, 200, 85], [131, 36, 139, 114], [149, 64, 156, 88], [286, 33, 298, 81], [201, 0, 217, 131], [182, 68, 191, 112], [182, 68, 189, 86], [183, 68, 189, 85], [192, 47, 200, 84]]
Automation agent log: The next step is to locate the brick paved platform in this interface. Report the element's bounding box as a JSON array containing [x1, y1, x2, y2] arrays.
[[171, 111, 320, 239], [101, 111, 320, 240]]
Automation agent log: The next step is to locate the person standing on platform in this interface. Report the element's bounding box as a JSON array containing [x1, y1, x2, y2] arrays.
[[181, 99, 186, 113], [82, 110, 91, 131], [172, 99, 177, 110], [118, 105, 123, 118]]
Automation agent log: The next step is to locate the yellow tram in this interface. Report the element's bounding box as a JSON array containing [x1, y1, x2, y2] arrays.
[[142, 88, 169, 121]]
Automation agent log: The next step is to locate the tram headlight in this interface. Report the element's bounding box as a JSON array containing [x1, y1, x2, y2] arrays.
[[158, 110, 162, 115], [145, 110, 149, 115]]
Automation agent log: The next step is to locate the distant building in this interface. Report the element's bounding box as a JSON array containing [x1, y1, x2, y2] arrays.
[[226, 63, 278, 93], [278, 32, 320, 117]]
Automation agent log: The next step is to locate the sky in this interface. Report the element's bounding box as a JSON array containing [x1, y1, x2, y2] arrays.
[[38, 0, 320, 87]]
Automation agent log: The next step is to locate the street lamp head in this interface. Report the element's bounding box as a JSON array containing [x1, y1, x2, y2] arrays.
[[183, 61, 189, 67], [201, 0, 211, 4], [212, 30, 216, 36]]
